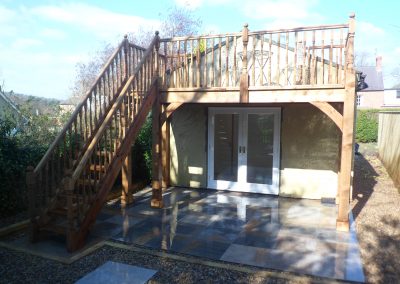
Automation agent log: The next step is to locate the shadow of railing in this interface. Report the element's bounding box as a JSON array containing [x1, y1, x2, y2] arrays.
[[352, 153, 378, 221]]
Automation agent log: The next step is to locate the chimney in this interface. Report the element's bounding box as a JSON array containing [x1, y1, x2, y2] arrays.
[[376, 56, 382, 72]]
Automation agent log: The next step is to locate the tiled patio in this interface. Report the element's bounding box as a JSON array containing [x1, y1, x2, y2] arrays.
[[92, 187, 364, 282]]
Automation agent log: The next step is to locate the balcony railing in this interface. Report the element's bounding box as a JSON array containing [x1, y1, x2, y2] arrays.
[[158, 20, 353, 90]]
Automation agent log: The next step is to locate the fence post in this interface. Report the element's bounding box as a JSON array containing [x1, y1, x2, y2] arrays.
[[240, 23, 249, 103]]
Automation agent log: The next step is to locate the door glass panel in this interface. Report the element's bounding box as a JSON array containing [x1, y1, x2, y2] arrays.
[[247, 113, 274, 184], [214, 114, 239, 181]]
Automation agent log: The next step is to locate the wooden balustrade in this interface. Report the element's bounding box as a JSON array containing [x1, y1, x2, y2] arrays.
[[29, 36, 146, 221], [67, 34, 160, 234], [159, 23, 349, 89]]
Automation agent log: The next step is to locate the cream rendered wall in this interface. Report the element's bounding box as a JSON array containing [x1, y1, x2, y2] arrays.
[[170, 103, 342, 199], [169, 104, 208, 188], [280, 103, 341, 199]]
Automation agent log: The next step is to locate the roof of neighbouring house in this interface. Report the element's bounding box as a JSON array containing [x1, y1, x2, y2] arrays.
[[357, 66, 384, 91]]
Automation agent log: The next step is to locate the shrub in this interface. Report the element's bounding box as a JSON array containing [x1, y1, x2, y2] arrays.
[[131, 114, 152, 183], [356, 109, 379, 143]]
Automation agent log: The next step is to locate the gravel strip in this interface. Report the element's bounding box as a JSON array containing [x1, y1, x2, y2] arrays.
[[0, 243, 334, 284], [352, 143, 400, 284]]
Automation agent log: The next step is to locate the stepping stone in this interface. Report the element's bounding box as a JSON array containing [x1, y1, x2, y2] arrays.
[[76, 261, 157, 284]]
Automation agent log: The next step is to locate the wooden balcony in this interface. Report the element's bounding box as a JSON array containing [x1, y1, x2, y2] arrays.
[[157, 20, 354, 104]]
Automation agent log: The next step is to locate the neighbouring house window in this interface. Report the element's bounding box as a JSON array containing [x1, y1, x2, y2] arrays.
[[356, 94, 361, 106], [396, 90, 400, 99]]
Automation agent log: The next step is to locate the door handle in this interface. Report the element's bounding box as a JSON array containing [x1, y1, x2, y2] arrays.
[[243, 146, 246, 153], [239, 146, 242, 153], [238, 146, 246, 154]]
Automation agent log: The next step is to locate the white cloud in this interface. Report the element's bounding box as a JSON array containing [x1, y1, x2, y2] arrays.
[[12, 38, 43, 49], [357, 21, 385, 37], [40, 28, 67, 40], [0, 5, 15, 23], [31, 3, 160, 40], [175, 0, 231, 10]]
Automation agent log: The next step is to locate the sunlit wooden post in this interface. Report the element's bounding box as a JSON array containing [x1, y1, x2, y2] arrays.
[[151, 31, 163, 208], [337, 13, 356, 231], [124, 34, 129, 80], [121, 96, 133, 206], [240, 23, 249, 103]]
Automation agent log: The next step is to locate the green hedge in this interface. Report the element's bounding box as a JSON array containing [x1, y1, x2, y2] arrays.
[[356, 109, 379, 143]]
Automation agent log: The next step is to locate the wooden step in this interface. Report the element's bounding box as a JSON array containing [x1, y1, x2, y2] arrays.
[[41, 223, 68, 235]]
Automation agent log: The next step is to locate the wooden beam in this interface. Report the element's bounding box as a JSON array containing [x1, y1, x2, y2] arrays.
[[162, 88, 346, 104], [166, 103, 183, 119], [310, 101, 343, 131], [250, 89, 346, 103], [337, 13, 356, 232], [121, 148, 133, 206], [161, 104, 170, 188], [151, 95, 163, 208]]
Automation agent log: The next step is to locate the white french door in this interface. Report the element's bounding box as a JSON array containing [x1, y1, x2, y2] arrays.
[[207, 107, 281, 195]]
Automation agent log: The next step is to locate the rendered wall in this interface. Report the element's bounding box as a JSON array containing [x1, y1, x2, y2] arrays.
[[280, 103, 342, 199], [169, 104, 208, 188], [357, 91, 384, 109], [170, 103, 342, 199]]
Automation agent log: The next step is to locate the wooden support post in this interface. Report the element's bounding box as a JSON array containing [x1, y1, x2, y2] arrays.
[[161, 104, 170, 188], [121, 148, 133, 206], [337, 13, 356, 232], [240, 23, 249, 103], [64, 171, 78, 252], [26, 166, 39, 242], [151, 95, 163, 208]]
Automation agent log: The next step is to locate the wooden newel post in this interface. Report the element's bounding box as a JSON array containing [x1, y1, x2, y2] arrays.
[[240, 23, 249, 103], [337, 13, 356, 232], [151, 32, 163, 208], [64, 171, 77, 251], [124, 34, 129, 79], [26, 166, 39, 242], [154, 31, 160, 78], [26, 166, 35, 219]]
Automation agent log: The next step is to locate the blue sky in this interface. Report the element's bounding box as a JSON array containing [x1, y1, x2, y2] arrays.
[[1, 0, 399, 99]]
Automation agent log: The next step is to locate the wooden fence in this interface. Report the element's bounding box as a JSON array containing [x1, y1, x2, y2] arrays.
[[378, 111, 400, 187]]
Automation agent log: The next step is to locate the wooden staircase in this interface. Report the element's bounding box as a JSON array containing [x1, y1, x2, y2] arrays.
[[27, 32, 162, 251]]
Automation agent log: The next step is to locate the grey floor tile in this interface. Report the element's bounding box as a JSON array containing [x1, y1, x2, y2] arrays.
[[75, 261, 157, 284], [221, 244, 269, 267], [91, 222, 122, 238]]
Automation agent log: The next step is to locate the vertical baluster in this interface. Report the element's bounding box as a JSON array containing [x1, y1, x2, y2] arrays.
[[252, 35, 256, 86], [177, 40, 181, 87], [73, 119, 78, 159], [184, 40, 188, 87], [211, 38, 215, 87], [218, 37, 222, 87], [260, 34, 264, 86], [294, 31, 298, 85], [321, 30, 325, 85], [89, 96, 93, 137], [329, 29, 333, 84], [268, 34, 272, 85], [276, 33, 281, 85], [98, 82, 102, 119], [233, 35, 237, 86], [311, 30, 316, 85], [285, 32, 289, 85], [197, 38, 201, 87], [225, 36, 230, 87], [170, 42, 175, 88], [303, 31, 307, 85], [204, 38, 208, 87], [339, 29, 343, 84]]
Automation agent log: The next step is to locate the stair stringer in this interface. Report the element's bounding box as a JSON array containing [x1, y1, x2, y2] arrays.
[[68, 78, 159, 251]]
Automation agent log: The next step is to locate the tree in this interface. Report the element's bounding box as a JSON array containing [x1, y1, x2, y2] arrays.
[[70, 5, 202, 102], [354, 51, 374, 67]]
